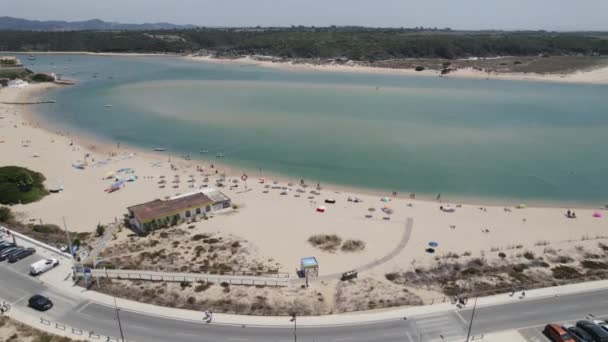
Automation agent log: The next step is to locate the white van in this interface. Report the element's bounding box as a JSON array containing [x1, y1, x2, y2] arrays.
[[30, 258, 59, 276]]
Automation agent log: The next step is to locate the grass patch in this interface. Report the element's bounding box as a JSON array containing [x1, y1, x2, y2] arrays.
[[581, 260, 608, 270], [0, 166, 48, 205]]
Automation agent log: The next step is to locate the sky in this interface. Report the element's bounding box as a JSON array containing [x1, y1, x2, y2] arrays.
[[4, 0, 608, 31]]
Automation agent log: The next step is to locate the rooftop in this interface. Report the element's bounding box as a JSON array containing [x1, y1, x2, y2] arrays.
[[128, 192, 213, 223]]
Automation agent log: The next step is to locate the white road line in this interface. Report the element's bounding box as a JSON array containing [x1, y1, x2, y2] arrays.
[[76, 301, 92, 313], [405, 331, 414, 342], [454, 310, 469, 326]]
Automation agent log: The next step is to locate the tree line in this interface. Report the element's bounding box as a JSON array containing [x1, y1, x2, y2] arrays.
[[0, 29, 607, 60]]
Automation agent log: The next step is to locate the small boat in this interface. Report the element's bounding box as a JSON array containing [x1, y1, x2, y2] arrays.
[[154, 148, 167, 152], [216, 153, 224, 158], [184, 155, 191, 160], [200, 149, 208, 154], [105, 104, 112, 108]]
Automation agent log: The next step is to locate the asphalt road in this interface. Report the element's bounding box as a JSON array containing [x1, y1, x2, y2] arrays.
[[2, 252, 607, 342]]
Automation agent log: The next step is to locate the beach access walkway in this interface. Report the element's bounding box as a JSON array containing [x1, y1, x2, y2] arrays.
[[76, 268, 290, 287]]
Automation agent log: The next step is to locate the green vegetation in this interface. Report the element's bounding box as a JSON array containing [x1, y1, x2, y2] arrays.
[[0, 166, 48, 205], [0, 68, 32, 80], [0, 206, 14, 223], [0, 29, 607, 60], [31, 73, 55, 82], [96, 223, 106, 237]]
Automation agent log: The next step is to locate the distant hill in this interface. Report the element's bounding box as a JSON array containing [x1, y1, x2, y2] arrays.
[[0, 16, 197, 31]]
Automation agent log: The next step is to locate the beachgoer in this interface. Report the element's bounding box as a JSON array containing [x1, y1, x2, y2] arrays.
[[567, 210, 571, 218]]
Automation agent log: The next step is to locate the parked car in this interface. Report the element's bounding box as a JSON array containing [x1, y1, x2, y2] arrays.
[[577, 321, 608, 342], [0, 242, 16, 252], [544, 324, 576, 342], [593, 320, 608, 334], [563, 324, 594, 342], [8, 247, 35, 263], [30, 258, 59, 275], [0, 247, 20, 261], [28, 294, 53, 311]]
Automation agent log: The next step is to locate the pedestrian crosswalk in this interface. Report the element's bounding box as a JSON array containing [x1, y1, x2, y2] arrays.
[[410, 312, 466, 342]]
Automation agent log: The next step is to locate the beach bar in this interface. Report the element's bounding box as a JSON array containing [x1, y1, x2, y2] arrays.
[[300, 257, 319, 278], [127, 188, 231, 232]]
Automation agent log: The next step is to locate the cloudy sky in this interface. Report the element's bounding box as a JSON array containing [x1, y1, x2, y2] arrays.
[[4, 0, 608, 31]]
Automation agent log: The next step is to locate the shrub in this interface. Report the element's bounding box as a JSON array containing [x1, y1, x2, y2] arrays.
[[552, 265, 581, 279], [180, 281, 191, 289], [31, 224, 61, 234], [194, 282, 212, 292], [31, 73, 55, 82], [0, 206, 14, 223], [0, 166, 48, 204], [341, 239, 366, 252], [186, 296, 196, 305], [581, 260, 608, 270], [498, 252, 507, 259], [523, 251, 535, 260], [96, 224, 105, 237], [414, 66, 425, 71], [308, 234, 342, 252]]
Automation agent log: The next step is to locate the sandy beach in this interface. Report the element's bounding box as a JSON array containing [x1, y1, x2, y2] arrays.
[[187, 55, 608, 85], [2, 83, 608, 280]]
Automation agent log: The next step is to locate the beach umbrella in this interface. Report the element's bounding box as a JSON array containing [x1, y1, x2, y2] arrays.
[[428, 241, 439, 247], [368, 207, 376, 212], [593, 212, 603, 218], [316, 206, 326, 213], [288, 182, 294, 187], [425, 248, 435, 254], [516, 204, 526, 209], [381, 197, 390, 202]]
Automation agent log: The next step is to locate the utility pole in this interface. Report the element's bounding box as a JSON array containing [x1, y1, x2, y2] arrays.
[[61, 217, 73, 257], [290, 313, 297, 342], [465, 296, 478, 342], [113, 295, 126, 342]]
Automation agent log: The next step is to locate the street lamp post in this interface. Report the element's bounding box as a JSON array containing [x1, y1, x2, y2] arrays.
[[465, 295, 479, 342], [113, 295, 126, 342], [290, 313, 297, 342]]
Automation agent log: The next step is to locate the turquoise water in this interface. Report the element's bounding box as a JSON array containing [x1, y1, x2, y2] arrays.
[[15, 54, 608, 204]]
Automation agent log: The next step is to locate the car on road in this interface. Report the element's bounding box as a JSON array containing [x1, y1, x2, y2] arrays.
[[0, 246, 20, 261], [28, 294, 53, 311], [8, 247, 36, 263], [544, 324, 576, 342], [30, 258, 59, 275], [563, 324, 593, 342], [576, 321, 608, 342]]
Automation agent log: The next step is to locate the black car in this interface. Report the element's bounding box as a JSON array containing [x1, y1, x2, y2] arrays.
[[0, 247, 20, 261], [565, 325, 594, 342], [28, 294, 53, 311], [577, 321, 608, 342], [0, 242, 16, 252], [8, 247, 35, 263]]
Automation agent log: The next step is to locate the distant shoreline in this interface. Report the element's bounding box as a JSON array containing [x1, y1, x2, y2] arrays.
[[6, 51, 608, 85]]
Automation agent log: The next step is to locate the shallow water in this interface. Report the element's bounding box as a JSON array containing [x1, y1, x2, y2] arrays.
[[16, 54, 608, 204]]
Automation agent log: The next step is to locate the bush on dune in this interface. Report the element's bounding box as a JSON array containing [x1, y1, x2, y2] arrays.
[[0, 166, 48, 205]]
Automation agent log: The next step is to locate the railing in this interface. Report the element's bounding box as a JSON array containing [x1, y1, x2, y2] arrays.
[[0, 226, 73, 259], [39, 317, 133, 342], [77, 268, 289, 287]]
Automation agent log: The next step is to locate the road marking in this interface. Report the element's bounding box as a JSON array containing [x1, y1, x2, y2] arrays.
[[405, 331, 414, 342], [75, 301, 92, 313], [454, 310, 468, 326], [13, 294, 29, 304]]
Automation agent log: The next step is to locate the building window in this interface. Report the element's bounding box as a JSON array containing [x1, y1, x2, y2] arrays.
[[196, 208, 201, 215], [185, 210, 191, 218], [205, 205, 211, 212]]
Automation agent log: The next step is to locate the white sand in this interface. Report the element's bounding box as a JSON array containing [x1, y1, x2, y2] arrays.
[[187, 55, 608, 85], [2, 84, 608, 283]]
